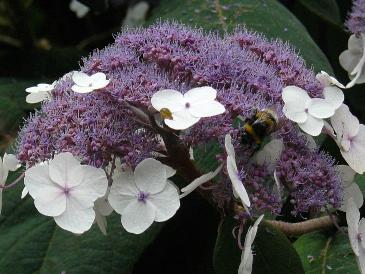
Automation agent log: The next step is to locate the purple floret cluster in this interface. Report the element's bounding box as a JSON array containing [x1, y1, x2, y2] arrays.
[[346, 0, 365, 34], [17, 22, 342, 217]]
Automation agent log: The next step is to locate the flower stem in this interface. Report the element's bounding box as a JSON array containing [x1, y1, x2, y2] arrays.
[[0, 172, 25, 190], [267, 215, 341, 236]]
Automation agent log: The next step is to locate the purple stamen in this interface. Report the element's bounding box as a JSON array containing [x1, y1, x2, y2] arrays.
[[185, 102, 191, 108], [137, 191, 150, 203]]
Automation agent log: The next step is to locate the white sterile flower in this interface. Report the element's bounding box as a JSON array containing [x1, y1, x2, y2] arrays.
[[337, 165, 363, 212], [0, 154, 20, 214], [330, 104, 365, 174], [69, 0, 90, 18], [316, 71, 345, 89], [282, 86, 341, 136], [94, 188, 113, 235], [71, 71, 110, 93], [254, 139, 284, 172], [339, 33, 365, 88], [180, 164, 223, 198], [108, 158, 180, 234], [238, 215, 264, 274], [346, 198, 365, 273], [225, 134, 250, 207], [151, 86, 225, 130], [24, 152, 108, 234], [25, 82, 55, 104]]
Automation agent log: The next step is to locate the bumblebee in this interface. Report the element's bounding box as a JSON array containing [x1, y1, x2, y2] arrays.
[[239, 109, 278, 146]]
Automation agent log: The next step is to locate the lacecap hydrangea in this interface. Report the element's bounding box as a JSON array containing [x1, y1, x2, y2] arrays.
[[17, 21, 342, 218]]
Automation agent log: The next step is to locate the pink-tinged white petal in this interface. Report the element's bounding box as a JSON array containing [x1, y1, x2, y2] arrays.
[[34, 189, 66, 217], [298, 115, 324, 136], [308, 99, 335, 119], [323, 87, 344, 110], [108, 190, 136, 215], [134, 158, 167, 194], [21, 187, 28, 199], [340, 183, 363, 212], [316, 71, 345, 88], [227, 157, 250, 207], [282, 86, 311, 104], [283, 102, 308, 123], [184, 86, 217, 103], [54, 197, 95, 234], [150, 89, 185, 112], [188, 100, 225, 118], [72, 71, 91, 87], [180, 164, 222, 198], [71, 85, 94, 94], [150, 183, 180, 222], [341, 125, 365, 174], [337, 165, 357, 188], [331, 104, 359, 140], [49, 152, 83, 188], [346, 198, 360, 256], [121, 199, 156, 234], [164, 110, 200, 130]]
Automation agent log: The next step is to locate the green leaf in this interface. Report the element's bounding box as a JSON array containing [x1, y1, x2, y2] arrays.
[[0, 176, 163, 274], [295, 0, 342, 25], [355, 173, 365, 195], [213, 216, 304, 274], [148, 0, 333, 73], [294, 231, 359, 274]]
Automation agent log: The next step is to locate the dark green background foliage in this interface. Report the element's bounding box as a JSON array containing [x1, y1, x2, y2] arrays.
[[0, 0, 364, 273]]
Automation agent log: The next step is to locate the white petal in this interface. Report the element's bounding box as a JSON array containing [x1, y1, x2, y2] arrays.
[[164, 110, 200, 130], [180, 164, 223, 198], [316, 71, 345, 88], [164, 164, 176, 178], [340, 183, 363, 212], [337, 165, 357, 187], [112, 168, 139, 196], [108, 192, 136, 214], [134, 158, 167, 194], [72, 165, 108, 209], [342, 125, 365, 174], [254, 139, 283, 170], [90, 72, 110, 89], [348, 34, 364, 53], [21, 187, 28, 199], [150, 89, 185, 112], [188, 100, 225, 118], [339, 50, 362, 75], [184, 86, 217, 102], [150, 182, 180, 222], [36, 83, 54, 92], [359, 219, 365, 250], [54, 197, 95, 234], [71, 85, 94, 94], [34, 189, 67, 217], [3, 153, 20, 172], [0, 190, 2, 215], [308, 99, 335, 119], [323, 87, 344, 110], [48, 152, 83, 188], [94, 194, 113, 216], [250, 214, 264, 243], [331, 104, 359, 140], [95, 209, 108, 235], [346, 198, 360, 256], [26, 92, 48, 104], [72, 71, 91, 87], [25, 86, 41, 93], [227, 157, 250, 207], [224, 134, 236, 158], [282, 86, 311, 104], [283, 103, 308, 123], [298, 115, 324, 136], [121, 199, 156, 234]]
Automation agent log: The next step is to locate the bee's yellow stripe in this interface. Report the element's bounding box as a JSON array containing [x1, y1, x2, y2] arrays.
[[243, 124, 261, 144]]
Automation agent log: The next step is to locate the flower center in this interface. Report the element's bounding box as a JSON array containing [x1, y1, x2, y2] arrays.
[[137, 191, 150, 203], [185, 102, 190, 108], [63, 186, 71, 196], [160, 108, 173, 120]]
